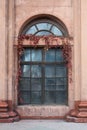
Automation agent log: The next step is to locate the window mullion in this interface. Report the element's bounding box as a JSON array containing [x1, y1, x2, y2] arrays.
[[41, 49, 45, 104], [30, 49, 32, 104]]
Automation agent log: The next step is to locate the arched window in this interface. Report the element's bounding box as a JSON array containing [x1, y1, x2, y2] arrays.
[[19, 17, 68, 105], [21, 18, 68, 36]]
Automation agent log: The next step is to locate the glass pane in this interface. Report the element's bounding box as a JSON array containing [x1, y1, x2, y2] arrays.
[[45, 85, 55, 91], [51, 26, 63, 36], [31, 65, 42, 77], [19, 78, 30, 90], [45, 78, 55, 90], [20, 91, 30, 104], [56, 66, 67, 77], [56, 85, 66, 90], [56, 50, 64, 61], [44, 91, 55, 104], [56, 91, 67, 105], [21, 49, 30, 61], [56, 78, 67, 85], [45, 65, 55, 77], [31, 92, 41, 104], [36, 31, 52, 36], [32, 49, 42, 61], [31, 79, 42, 91], [45, 49, 55, 62], [36, 23, 52, 30], [21, 65, 30, 77], [26, 26, 37, 34], [45, 78, 55, 85]]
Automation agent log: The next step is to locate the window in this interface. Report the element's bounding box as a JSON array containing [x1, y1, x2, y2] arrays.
[[19, 17, 68, 105], [21, 18, 68, 36], [19, 48, 68, 105]]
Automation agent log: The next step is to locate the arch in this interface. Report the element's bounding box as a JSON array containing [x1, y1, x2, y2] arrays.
[[19, 14, 69, 37], [18, 14, 70, 106]]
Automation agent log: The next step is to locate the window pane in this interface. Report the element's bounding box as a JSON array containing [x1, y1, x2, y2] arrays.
[[45, 76, 55, 91], [19, 48, 68, 105], [51, 26, 63, 36], [21, 49, 30, 61], [20, 91, 30, 104], [19, 78, 30, 90], [36, 31, 52, 36], [36, 23, 51, 30], [45, 49, 55, 62], [26, 26, 37, 34], [44, 91, 55, 104], [45, 78, 55, 86], [56, 78, 67, 85], [45, 65, 55, 77], [31, 79, 42, 91], [31, 92, 41, 104], [56, 66, 67, 77], [56, 85, 66, 90], [56, 50, 64, 61], [31, 65, 42, 77], [32, 49, 42, 61], [56, 91, 67, 104], [21, 65, 30, 77], [45, 85, 55, 91]]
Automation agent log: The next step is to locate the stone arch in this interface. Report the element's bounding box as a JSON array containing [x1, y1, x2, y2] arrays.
[[18, 14, 69, 37]]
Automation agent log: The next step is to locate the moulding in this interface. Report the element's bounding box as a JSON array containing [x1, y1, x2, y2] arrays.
[[20, 116, 64, 120], [0, 100, 20, 123], [66, 101, 87, 123]]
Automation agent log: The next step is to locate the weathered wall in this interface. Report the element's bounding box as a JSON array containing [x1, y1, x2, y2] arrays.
[[0, 0, 7, 100], [1, 0, 87, 117], [15, 0, 74, 117], [81, 0, 87, 100], [15, 0, 73, 37]]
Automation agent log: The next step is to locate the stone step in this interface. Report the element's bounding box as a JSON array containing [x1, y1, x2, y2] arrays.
[[0, 115, 20, 123], [0, 118, 14, 123], [0, 101, 8, 108], [8, 111, 17, 117], [66, 115, 87, 123], [79, 108, 87, 112], [0, 112, 9, 118], [0, 108, 8, 112], [77, 111, 87, 118], [79, 102, 87, 108]]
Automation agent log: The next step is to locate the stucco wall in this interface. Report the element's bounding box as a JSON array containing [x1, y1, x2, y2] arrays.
[[1, 0, 87, 117], [0, 0, 7, 100], [15, 0, 74, 117]]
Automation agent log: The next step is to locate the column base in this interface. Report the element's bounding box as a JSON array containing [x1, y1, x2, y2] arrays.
[[0, 101, 20, 123], [66, 101, 87, 123]]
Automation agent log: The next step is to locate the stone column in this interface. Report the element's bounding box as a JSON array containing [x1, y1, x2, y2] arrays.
[[66, 0, 87, 122], [0, 0, 19, 123], [80, 0, 87, 101], [0, 0, 7, 101]]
